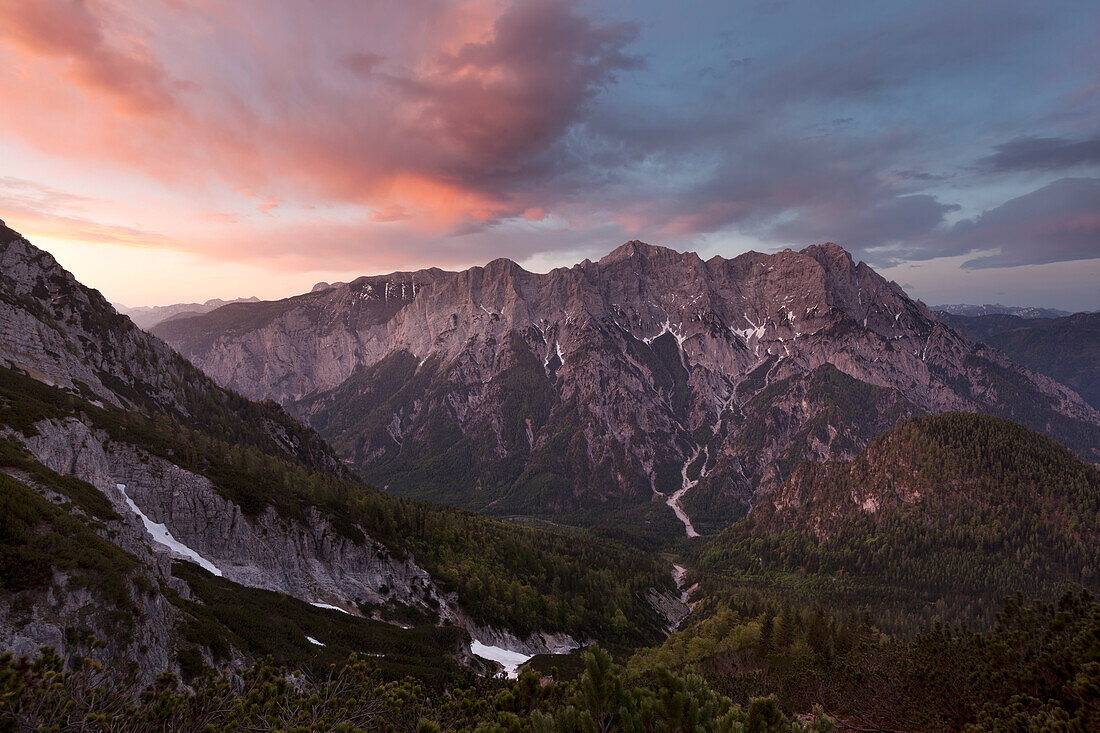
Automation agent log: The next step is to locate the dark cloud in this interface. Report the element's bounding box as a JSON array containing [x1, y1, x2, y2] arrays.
[[751, 2, 1037, 106], [394, 0, 642, 187], [1, 0, 1096, 303], [342, 52, 386, 76], [583, 126, 959, 261], [772, 193, 960, 255], [948, 178, 1100, 268], [975, 135, 1100, 172]]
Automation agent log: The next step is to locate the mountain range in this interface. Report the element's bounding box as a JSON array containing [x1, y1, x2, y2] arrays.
[[152, 240, 1100, 536], [932, 303, 1075, 318], [2, 222, 1098, 728], [114, 297, 261, 330], [0, 222, 678, 682]]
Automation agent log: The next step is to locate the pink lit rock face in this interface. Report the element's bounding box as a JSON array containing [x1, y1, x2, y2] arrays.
[[154, 241, 1100, 532]]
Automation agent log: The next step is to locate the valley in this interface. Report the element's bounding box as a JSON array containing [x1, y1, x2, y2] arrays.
[[1, 223, 1097, 730]]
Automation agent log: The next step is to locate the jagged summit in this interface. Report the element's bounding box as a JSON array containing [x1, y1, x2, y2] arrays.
[[599, 239, 687, 264], [801, 241, 852, 259]]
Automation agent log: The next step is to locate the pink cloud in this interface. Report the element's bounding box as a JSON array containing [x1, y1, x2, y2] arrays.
[[0, 0, 178, 115], [0, 0, 639, 245]]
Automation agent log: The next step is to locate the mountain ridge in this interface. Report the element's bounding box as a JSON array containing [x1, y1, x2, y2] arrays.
[[152, 239, 1100, 532], [933, 303, 1076, 318], [936, 310, 1099, 410], [115, 297, 261, 330]]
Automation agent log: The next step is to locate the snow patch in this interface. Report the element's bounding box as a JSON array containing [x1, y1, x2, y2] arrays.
[[471, 640, 533, 679], [306, 636, 325, 647], [310, 602, 351, 615], [732, 315, 766, 344], [116, 484, 223, 576], [643, 317, 688, 348], [671, 564, 692, 605], [544, 340, 565, 369]]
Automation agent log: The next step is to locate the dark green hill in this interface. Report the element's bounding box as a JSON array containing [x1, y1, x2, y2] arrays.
[[694, 412, 1100, 635]]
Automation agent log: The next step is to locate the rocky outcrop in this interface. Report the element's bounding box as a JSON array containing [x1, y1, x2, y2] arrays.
[[0, 223, 344, 478], [155, 241, 1100, 527], [0, 565, 186, 686], [21, 417, 453, 621]]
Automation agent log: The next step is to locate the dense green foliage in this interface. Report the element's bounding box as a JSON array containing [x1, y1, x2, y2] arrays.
[[629, 591, 1100, 731], [0, 365, 671, 644], [0, 471, 138, 616], [0, 644, 828, 732], [4, 593, 1095, 731], [935, 354, 1100, 461], [694, 412, 1100, 636], [685, 363, 922, 532], [167, 562, 468, 684]]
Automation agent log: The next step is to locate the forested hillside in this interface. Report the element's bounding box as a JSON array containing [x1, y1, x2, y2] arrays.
[[1, 364, 674, 652], [0, 226, 676, 682], [693, 412, 1100, 635]]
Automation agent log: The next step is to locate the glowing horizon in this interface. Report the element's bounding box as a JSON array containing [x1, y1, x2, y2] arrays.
[[1, 0, 1097, 310]]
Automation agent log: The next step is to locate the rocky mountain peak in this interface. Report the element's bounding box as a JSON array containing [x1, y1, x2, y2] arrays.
[[600, 240, 688, 265], [801, 241, 854, 265]]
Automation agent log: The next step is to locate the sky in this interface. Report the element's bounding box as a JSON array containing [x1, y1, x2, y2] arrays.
[[0, 0, 1098, 310]]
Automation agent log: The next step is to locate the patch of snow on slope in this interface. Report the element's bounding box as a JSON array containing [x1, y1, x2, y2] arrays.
[[471, 640, 533, 679], [306, 636, 325, 647], [116, 484, 222, 576], [310, 602, 351, 614]]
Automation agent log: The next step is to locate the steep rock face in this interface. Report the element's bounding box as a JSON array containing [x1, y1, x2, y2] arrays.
[[156, 241, 1100, 527], [0, 223, 343, 476], [0, 450, 194, 685], [156, 272, 444, 404], [0, 565, 185, 684], [21, 416, 452, 620], [0, 230, 170, 409]]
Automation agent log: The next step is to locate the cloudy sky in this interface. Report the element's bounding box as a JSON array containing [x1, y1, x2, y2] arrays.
[[1, 0, 1097, 309]]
